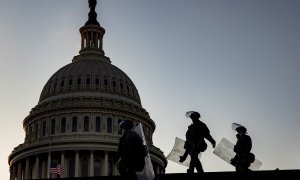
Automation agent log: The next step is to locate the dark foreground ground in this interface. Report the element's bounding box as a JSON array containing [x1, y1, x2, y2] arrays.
[[28, 169, 300, 180]]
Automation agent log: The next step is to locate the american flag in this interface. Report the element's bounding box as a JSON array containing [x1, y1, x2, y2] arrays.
[[50, 162, 64, 175]]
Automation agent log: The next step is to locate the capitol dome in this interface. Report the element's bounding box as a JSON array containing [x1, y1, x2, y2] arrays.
[[39, 54, 141, 105], [8, 1, 167, 179]]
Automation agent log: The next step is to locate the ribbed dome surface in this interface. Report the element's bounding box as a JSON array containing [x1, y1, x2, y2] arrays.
[[39, 55, 141, 105]]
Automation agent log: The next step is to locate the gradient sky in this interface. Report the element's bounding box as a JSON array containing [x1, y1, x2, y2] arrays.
[[1, 0, 300, 179]]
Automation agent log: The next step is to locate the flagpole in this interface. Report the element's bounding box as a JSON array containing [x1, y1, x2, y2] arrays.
[[47, 136, 52, 178]]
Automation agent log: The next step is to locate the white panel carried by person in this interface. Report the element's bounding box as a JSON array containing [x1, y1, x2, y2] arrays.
[[133, 123, 155, 180], [166, 137, 202, 167]]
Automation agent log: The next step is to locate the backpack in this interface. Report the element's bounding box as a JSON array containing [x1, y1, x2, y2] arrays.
[[248, 152, 255, 163]]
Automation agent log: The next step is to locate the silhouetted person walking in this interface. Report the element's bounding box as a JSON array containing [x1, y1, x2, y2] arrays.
[[230, 123, 255, 172], [179, 111, 216, 173], [114, 120, 147, 179]]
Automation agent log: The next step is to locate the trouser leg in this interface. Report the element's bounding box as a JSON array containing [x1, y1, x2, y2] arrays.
[[195, 160, 204, 173], [188, 152, 202, 173], [187, 156, 195, 173]]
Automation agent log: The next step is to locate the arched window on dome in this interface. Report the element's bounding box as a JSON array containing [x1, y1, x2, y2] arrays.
[[48, 84, 52, 92], [81, 159, 89, 177], [86, 78, 90, 85], [95, 78, 100, 86], [77, 78, 81, 85], [126, 85, 130, 96], [104, 79, 108, 87], [35, 123, 39, 139], [112, 80, 116, 88], [94, 160, 101, 176], [42, 121, 46, 136], [95, 116, 101, 132], [84, 116, 89, 132], [69, 79, 73, 86], [132, 88, 135, 97], [69, 159, 75, 177], [60, 80, 65, 88], [107, 118, 112, 133], [61, 117, 66, 133], [51, 119, 56, 135], [72, 116, 78, 132], [54, 82, 57, 90]]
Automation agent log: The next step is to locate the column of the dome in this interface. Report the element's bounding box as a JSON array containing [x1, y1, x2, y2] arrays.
[[11, 165, 16, 180], [25, 158, 29, 179], [34, 156, 39, 179], [100, 32, 104, 50], [91, 31, 94, 47], [81, 33, 84, 49], [86, 31, 90, 48], [41, 161, 46, 178], [89, 151, 94, 176], [75, 151, 79, 177], [17, 162, 22, 180], [85, 31, 88, 48], [61, 151, 65, 178], [103, 151, 108, 176], [95, 32, 99, 48], [47, 152, 51, 178]]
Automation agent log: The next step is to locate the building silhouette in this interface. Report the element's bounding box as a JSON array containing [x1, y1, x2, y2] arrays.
[[8, 1, 167, 179]]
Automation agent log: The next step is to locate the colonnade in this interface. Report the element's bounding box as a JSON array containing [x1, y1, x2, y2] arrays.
[[10, 150, 112, 180], [10, 150, 164, 180]]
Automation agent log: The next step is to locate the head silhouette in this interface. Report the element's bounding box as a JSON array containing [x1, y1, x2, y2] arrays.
[[236, 126, 247, 134], [119, 120, 134, 131], [190, 111, 201, 121]]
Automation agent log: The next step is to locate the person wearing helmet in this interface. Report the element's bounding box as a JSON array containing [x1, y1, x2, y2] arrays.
[[114, 120, 147, 179], [179, 111, 216, 173], [230, 123, 255, 172]]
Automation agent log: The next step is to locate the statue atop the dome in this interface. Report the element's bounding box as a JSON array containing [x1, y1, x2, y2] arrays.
[[89, 0, 97, 12], [85, 0, 100, 26]]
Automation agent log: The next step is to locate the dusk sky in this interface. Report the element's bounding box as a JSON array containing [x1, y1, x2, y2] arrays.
[[1, 0, 300, 179]]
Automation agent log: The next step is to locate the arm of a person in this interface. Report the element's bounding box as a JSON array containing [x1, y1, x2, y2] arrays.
[[205, 133, 216, 148]]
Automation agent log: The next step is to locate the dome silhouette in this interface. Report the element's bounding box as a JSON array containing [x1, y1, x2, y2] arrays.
[[39, 56, 141, 105], [8, 1, 167, 179]]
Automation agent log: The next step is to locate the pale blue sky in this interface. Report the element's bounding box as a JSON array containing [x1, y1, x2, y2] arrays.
[[1, 0, 300, 179]]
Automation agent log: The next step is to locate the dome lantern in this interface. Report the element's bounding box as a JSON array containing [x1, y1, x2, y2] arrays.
[[79, 0, 105, 55]]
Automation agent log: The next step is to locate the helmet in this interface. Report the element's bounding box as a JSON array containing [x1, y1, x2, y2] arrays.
[[186, 111, 200, 120], [232, 123, 247, 133], [119, 120, 134, 130]]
